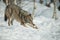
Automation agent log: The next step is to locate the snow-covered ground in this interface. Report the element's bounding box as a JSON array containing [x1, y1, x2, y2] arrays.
[[0, 1, 60, 40]]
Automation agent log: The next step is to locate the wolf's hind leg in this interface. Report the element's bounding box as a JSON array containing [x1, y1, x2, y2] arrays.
[[11, 18, 14, 25], [8, 18, 11, 26]]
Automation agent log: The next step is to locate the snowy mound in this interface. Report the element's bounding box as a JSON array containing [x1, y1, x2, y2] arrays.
[[0, 1, 60, 40]]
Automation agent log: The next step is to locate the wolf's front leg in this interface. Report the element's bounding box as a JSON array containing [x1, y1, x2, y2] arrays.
[[27, 23, 38, 29], [21, 22, 27, 27], [30, 21, 38, 29], [20, 19, 27, 27]]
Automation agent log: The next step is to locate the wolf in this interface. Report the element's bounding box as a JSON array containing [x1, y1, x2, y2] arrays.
[[4, 4, 38, 29]]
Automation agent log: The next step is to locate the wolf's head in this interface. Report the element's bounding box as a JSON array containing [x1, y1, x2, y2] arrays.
[[28, 14, 33, 20], [25, 14, 33, 23]]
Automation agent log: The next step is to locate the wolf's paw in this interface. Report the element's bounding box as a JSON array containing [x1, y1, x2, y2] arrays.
[[33, 26, 38, 29], [8, 23, 10, 26]]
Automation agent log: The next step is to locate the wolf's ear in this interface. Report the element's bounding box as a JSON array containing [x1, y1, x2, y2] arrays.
[[29, 14, 31, 16]]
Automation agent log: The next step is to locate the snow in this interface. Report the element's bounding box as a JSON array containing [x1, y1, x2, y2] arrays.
[[0, 1, 60, 40]]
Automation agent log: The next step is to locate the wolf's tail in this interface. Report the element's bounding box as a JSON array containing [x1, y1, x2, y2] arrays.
[[4, 14, 7, 21]]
